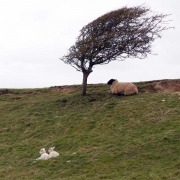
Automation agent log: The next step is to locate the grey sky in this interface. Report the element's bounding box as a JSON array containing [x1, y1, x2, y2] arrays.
[[0, 0, 179, 88]]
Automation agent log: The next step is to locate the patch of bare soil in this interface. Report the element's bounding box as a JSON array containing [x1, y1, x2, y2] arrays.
[[0, 89, 12, 95], [142, 79, 180, 93], [50, 85, 79, 93]]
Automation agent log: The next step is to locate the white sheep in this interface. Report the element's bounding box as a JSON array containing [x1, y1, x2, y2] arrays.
[[48, 147, 59, 158], [107, 79, 138, 96], [35, 148, 50, 160]]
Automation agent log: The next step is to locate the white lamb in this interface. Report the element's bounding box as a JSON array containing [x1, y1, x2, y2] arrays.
[[48, 147, 59, 158], [107, 79, 138, 96], [35, 148, 50, 160]]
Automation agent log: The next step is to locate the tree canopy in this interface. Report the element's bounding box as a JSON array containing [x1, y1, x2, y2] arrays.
[[60, 5, 172, 96]]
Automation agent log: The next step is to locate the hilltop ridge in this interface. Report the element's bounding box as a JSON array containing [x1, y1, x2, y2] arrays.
[[50, 78, 180, 93]]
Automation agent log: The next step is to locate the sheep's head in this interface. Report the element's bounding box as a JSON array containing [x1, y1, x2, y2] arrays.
[[39, 148, 46, 154], [107, 79, 116, 85], [48, 147, 55, 153]]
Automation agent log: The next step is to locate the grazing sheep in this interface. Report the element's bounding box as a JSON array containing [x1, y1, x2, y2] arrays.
[[35, 148, 50, 160], [107, 79, 138, 96], [48, 147, 59, 158]]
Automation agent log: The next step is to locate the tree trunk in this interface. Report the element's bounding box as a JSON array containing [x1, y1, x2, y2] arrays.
[[82, 72, 90, 96]]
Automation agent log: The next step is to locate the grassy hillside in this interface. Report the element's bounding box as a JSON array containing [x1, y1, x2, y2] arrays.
[[0, 82, 180, 180]]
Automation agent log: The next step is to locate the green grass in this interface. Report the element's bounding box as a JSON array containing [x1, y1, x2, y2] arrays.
[[0, 83, 180, 180]]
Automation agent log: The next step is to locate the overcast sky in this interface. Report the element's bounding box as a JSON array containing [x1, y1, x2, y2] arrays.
[[0, 0, 179, 88]]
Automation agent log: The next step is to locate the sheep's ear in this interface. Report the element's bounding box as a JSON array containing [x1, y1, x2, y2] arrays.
[[52, 146, 55, 150]]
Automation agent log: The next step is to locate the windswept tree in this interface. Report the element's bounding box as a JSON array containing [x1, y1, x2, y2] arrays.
[[60, 5, 172, 96]]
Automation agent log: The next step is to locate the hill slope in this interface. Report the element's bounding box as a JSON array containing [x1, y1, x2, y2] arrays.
[[0, 80, 180, 180]]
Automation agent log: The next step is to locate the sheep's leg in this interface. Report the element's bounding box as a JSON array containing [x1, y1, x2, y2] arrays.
[[117, 92, 124, 96]]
